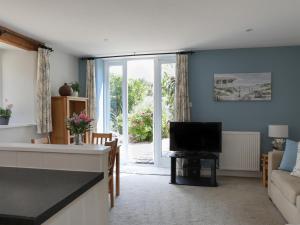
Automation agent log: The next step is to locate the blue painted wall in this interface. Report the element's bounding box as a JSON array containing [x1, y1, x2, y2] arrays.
[[189, 46, 300, 153], [78, 59, 86, 97], [78, 59, 105, 98], [78, 59, 105, 131]]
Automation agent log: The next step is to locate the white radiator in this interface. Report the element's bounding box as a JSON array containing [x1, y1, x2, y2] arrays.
[[219, 131, 260, 171]]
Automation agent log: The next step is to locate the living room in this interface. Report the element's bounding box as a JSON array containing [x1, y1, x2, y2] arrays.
[[0, 1, 299, 225]]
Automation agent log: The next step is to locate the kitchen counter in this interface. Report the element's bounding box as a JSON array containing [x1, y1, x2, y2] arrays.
[[0, 143, 110, 224], [0, 167, 104, 225], [0, 143, 110, 155]]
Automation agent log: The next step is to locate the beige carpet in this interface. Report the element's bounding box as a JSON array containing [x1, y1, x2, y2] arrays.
[[109, 174, 286, 225]]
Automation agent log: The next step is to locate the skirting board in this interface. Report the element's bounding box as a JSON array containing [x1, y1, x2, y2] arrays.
[[201, 168, 261, 178]]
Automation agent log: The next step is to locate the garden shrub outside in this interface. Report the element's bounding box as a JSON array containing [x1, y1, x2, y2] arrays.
[[109, 65, 175, 143]]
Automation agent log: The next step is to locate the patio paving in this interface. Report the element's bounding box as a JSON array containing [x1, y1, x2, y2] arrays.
[[120, 163, 169, 175], [127, 139, 170, 164], [128, 142, 154, 164]]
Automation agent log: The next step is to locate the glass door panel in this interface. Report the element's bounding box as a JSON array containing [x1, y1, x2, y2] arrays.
[[106, 64, 127, 163], [108, 65, 123, 136], [127, 59, 154, 164], [156, 61, 176, 167]]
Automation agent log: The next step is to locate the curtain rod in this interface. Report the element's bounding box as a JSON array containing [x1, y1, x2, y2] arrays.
[[82, 50, 194, 60], [39, 44, 53, 52], [0, 26, 53, 52]]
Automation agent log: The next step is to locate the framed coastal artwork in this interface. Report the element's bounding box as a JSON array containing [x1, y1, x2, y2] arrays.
[[214, 72, 272, 101]]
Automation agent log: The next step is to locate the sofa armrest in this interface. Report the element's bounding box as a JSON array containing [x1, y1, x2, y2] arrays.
[[268, 150, 284, 171], [268, 150, 284, 193]]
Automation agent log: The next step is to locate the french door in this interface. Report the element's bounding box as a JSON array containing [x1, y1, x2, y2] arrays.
[[156, 59, 176, 167], [104, 56, 175, 167]]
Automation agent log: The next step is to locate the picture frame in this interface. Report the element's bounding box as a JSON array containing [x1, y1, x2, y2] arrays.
[[214, 72, 272, 101]]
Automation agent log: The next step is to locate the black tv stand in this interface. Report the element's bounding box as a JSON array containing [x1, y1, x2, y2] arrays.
[[169, 152, 218, 187]]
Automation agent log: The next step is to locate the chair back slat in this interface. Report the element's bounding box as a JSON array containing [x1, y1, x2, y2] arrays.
[[92, 133, 112, 145], [105, 139, 118, 175], [31, 137, 50, 144]]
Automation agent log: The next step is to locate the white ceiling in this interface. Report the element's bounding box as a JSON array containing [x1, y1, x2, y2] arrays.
[[0, 0, 299, 57]]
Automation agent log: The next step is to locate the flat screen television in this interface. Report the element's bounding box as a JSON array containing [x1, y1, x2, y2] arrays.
[[169, 122, 222, 153]]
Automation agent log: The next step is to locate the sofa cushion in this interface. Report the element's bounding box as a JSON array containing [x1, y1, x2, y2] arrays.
[[291, 142, 300, 177], [279, 139, 298, 172], [271, 170, 300, 204]]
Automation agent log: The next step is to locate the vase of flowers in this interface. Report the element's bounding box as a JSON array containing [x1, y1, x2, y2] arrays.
[[66, 112, 93, 145], [73, 133, 83, 145], [0, 99, 13, 125]]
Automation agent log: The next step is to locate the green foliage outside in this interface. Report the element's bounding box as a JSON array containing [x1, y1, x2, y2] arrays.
[[161, 108, 169, 139], [129, 107, 153, 142], [109, 75, 123, 134], [161, 71, 175, 121], [128, 98, 170, 143], [109, 68, 175, 143], [109, 75, 152, 135], [128, 79, 152, 113]]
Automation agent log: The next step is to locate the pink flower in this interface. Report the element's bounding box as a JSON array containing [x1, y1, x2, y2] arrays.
[[74, 118, 81, 124], [78, 112, 92, 123], [66, 111, 93, 134]]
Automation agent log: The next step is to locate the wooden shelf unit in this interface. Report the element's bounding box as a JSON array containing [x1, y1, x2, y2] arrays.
[[51, 96, 89, 144], [261, 153, 268, 187]]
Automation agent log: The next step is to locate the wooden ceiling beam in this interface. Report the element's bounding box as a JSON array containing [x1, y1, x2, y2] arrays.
[[0, 26, 42, 51]]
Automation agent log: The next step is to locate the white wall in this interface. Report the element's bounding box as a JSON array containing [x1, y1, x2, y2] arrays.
[[50, 50, 79, 96], [1, 49, 37, 124], [0, 125, 41, 142]]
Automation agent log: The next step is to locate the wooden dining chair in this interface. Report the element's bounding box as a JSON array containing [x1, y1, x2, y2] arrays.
[[105, 138, 118, 208], [31, 136, 50, 144], [91, 133, 112, 145]]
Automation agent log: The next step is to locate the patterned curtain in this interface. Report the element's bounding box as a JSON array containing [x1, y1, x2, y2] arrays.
[[36, 48, 52, 134], [175, 54, 190, 122], [86, 59, 96, 131], [175, 53, 191, 176]]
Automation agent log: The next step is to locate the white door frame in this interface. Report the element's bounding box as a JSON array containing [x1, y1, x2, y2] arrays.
[[104, 55, 175, 167], [153, 57, 161, 166], [104, 60, 128, 164], [155, 56, 176, 167]]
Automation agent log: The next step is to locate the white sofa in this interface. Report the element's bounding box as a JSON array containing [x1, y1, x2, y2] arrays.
[[268, 150, 300, 224]]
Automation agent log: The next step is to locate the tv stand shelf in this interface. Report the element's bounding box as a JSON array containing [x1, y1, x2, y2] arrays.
[[174, 176, 215, 186], [169, 152, 218, 187]]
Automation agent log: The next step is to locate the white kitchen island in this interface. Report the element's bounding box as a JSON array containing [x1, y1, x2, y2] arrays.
[[0, 143, 110, 225]]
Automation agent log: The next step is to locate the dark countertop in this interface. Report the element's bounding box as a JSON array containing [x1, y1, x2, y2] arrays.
[[0, 167, 104, 225]]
